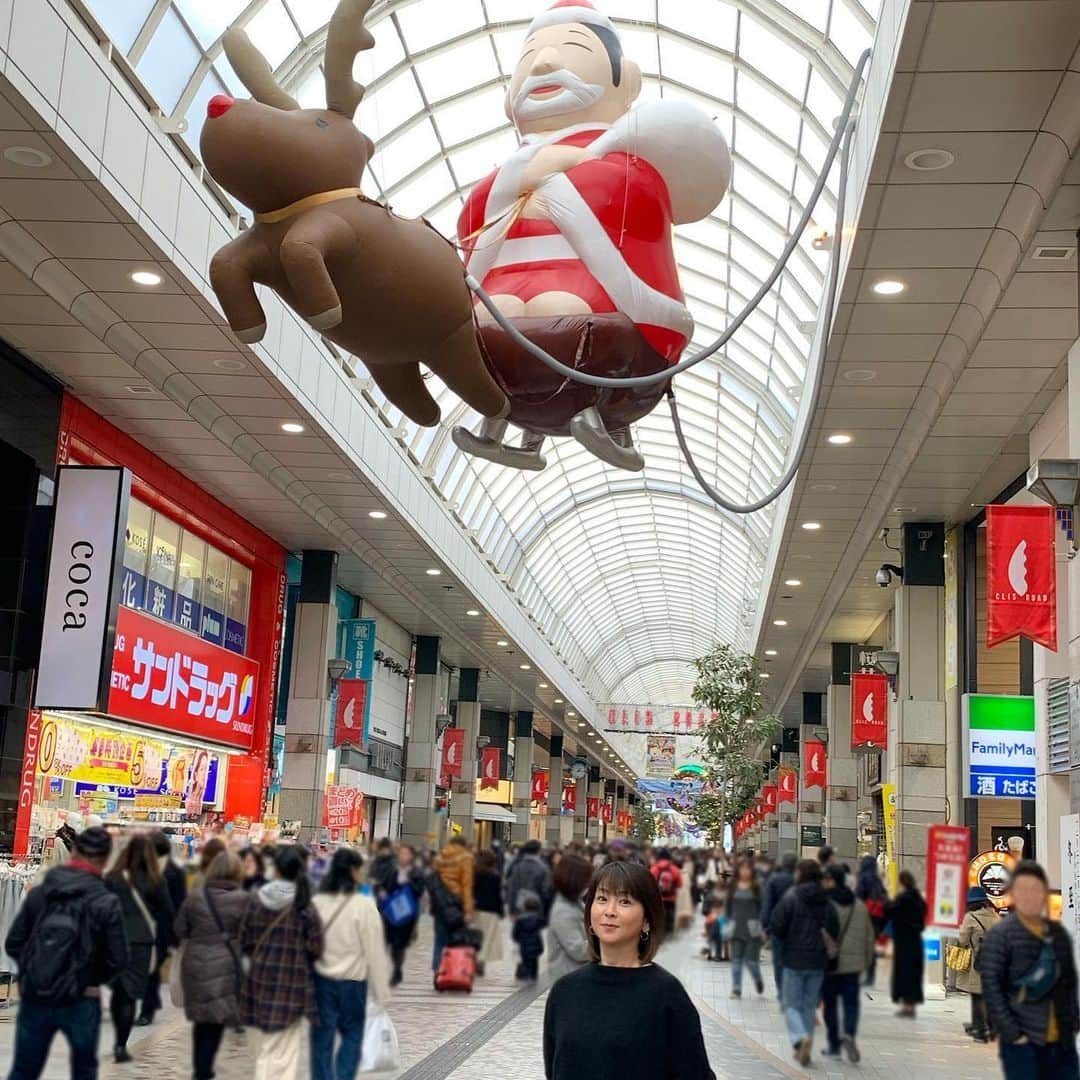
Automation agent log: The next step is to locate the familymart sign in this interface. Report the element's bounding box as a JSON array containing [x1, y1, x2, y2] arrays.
[[962, 694, 1036, 799]]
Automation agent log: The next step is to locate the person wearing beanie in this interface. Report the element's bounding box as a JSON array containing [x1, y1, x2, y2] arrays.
[[6, 827, 129, 1079], [955, 885, 1000, 1042]]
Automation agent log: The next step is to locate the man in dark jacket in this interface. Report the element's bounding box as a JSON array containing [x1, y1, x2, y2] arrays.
[[6, 826, 128, 1080], [769, 859, 840, 1068], [981, 861, 1079, 1079], [762, 851, 797, 998], [506, 839, 553, 917]]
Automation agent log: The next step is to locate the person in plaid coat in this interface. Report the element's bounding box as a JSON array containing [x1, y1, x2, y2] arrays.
[[242, 845, 323, 1080]]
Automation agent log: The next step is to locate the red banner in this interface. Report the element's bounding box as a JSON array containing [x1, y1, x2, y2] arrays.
[[778, 766, 797, 804], [531, 770, 549, 803], [927, 824, 971, 930], [323, 786, 362, 830], [441, 728, 465, 785], [108, 606, 259, 750], [333, 678, 367, 749], [762, 784, 778, 817], [587, 796, 600, 819], [602, 800, 613, 823], [563, 782, 577, 813], [986, 504, 1057, 651], [851, 672, 888, 752], [480, 746, 500, 790], [804, 738, 827, 789]]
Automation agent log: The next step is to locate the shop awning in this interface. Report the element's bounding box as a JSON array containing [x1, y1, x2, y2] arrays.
[[473, 805, 517, 824]]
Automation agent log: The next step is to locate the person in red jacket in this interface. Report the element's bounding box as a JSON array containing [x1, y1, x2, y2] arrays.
[[651, 849, 684, 936]]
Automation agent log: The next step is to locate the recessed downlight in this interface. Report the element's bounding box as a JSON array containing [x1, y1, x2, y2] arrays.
[[520, 663, 531, 671], [130, 270, 162, 287], [809, 483, 838, 493], [872, 279, 906, 297], [773, 619, 788, 627], [554, 698, 564, 704], [801, 521, 822, 531], [567, 710, 576, 717], [538, 682, 549, 689], [466, 609, 480, 616], [765, 649, 778, 656], [903, 147, 954, 172], [842, 368, 877, 383], [368, 510, 387, 520], [784, 579, 802, 587], [281, 421, 305, 433], [3, 145, 52, 168], [212, 356, 247, 372], [497, 639, 509, 647], [893, 505, 916, 514], [827, 433, 853, 445], [761, 672, 771, 679], [425, 568, 442, 577]]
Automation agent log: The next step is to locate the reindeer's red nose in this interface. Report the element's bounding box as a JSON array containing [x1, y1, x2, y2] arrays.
[[207, 95, 235, 120]]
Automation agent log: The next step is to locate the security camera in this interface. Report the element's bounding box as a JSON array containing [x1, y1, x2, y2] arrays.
[[876, 563, 903, 588]]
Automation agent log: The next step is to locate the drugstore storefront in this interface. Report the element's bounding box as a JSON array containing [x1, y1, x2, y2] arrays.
[[16, 397, 286, 859]]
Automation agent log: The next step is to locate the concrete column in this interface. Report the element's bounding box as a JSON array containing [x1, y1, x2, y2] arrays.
[[587, 769, 604, 843], [616, 785, 626, 836], [511, 711, 534, 843], [547, 734, 564, 848], [450, 668, 480, 844], [825, 648, 859, 864], [281, 552, 337, 841], [890, 570, 947, 886], [778, 749, 799, 855], [401, 635, 441, 850], [573, 764, 588, 844], [797, 693, 826, 856]]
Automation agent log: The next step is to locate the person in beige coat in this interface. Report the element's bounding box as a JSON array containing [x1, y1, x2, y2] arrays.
[[956, 885, 1000, 1042], [821, 866, 877, 1064]]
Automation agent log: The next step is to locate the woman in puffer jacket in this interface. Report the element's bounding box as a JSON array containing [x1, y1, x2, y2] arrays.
[[175, 851, 251, 1080]]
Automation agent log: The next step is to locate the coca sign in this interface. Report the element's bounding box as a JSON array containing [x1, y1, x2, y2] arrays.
[[108, 606, 258, 750], [986, 505, 1057, 651], [851, 672, 888, 752]]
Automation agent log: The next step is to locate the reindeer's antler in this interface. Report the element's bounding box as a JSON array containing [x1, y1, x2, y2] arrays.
[[325, 0, 376, 118], [223, 28, 300, 111]]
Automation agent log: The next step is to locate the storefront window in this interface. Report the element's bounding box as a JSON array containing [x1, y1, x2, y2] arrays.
[[175, 530, 205, 634], [201, 545, 228, 646], [225, 562, 251, 654], [145, 515, 180, 621], [121, 499, 152, 610]]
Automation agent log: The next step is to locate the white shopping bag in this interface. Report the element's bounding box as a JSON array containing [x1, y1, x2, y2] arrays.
[[360, 1005, 402, 1073]]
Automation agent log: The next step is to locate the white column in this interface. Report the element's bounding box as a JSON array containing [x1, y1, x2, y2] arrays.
[[451, 697, 481, 844], [547, 734, 564, 848], [401, 636, 441, 850], [826, 678, 859, 864], [511, 711, 534, 843]]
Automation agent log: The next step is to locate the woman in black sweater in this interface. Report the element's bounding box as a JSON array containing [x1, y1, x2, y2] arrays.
[[543, 861, 715, 1080]]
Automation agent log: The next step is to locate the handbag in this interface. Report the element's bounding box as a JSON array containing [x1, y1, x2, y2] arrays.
[[381, 885, 419, 928], [826, 905, 856, 973], [124, 872, 159, 974], [360, 1005, 402, 1072], [204, 885, 244, 995], [241, 906, 291, 977], [1010, 928, 1058, 1004], [946, 944, 973, 973]]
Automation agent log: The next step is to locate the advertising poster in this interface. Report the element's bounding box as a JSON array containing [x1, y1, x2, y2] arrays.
[[336, 618, 376, 743], [986, 504, 1057, 651], [646, 735, 676, 778], [851, 672, 888, 752], [38, 715, 165, 788], [881, 783, 898, 894], [323, 786, 362, 830], [926, 824, 970, 929], [333, 678, 367, 749]]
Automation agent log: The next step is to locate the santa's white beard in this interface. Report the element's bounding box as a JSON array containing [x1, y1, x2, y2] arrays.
[[511, 69, 605, 125]]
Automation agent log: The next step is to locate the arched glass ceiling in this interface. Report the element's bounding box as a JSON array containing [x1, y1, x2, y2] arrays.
[[82, 0, 878, 705]]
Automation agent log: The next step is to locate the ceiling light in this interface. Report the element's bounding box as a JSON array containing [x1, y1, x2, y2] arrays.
[[903, 147, 954, 172], [520, 663, 531, 671], [578, 721, 586, 727], [130, 270, 162, 287], [773, 619, 788, 627], [827, 433, 853, 446], [281, 421, 305, 433], [425, 568, 441, 577], [538, 683, 549, 689], [872, 279, 906, 297], [843, 368, 877, 383], [801, 522, 822, 531], [466, 609, 480, 617], [765, 649, 778, 656], [212, 356, 246, 372], [761, 672, 771, 679], [784, 579, 802, 587], [497, 639, 508, 647], [3, 145, 52, 168], [809, 483, 837, 493], [567, 710, 576, 717], [554, 698, 564, 704], [125, 384, 155, 396], [893, 506, 916, 514], [368, 511, 387, 520]]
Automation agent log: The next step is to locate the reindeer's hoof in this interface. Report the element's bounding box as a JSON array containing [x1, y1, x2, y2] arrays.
[[235, 322, 266, 344], [308, 305, 343, 332]]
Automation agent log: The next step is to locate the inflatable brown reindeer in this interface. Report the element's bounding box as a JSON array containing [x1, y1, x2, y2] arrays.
[[200, 0, 507, 428]]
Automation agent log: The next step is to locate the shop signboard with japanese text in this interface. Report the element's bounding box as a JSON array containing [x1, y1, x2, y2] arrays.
[[107, 605, 259, 751], [927, 824, 970, 929], [337, 618, 376, 743], [962, 694, 1036, 799]]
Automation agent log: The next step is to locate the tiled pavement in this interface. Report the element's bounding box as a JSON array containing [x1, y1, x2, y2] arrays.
[[0, 917, 1005, 1078]]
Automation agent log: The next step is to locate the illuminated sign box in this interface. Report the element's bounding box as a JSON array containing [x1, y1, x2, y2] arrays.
[[962, 694, 1036, 800]]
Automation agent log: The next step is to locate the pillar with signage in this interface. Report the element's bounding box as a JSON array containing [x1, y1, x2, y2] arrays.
[[547, 734, 565, 848], [451, 668, 480, 842], [511, 710, 533, 843], [797, 692, 826, 856], [401, 636, 441, 849], [572, 757, 588, 843], [889, 522, 948, 884], [280, 553, 338, 839], [587, 767, 603, 843]]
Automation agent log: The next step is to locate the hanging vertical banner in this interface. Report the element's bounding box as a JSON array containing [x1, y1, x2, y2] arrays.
[[602, 800, 613, 823], [563, 782, 577, 813], [986, 504, 1057, 651], [926, 824, 971, 929], [441, 728, 465, 785], [851, 672, 889, 752], [804, 739, 828, 789], [333, 678, 368, 749], [336, 618, 377, 743], [882, 782, 898, 894], [480, 746, 500, 790], [531, 770, 549, 803], [778, 766, 797, 804], [587, 796, 600, 819], [762, 784, 778, 817]]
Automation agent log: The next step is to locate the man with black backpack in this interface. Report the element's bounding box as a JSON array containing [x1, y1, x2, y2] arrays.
[[6, 826, 128, 1080]]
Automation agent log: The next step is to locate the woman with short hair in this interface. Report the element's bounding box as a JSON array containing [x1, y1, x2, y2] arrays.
[[543, 861, 715, 1079], [546, 854, 594, 983]]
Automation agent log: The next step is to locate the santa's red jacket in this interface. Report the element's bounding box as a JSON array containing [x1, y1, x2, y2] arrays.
[[458, 101, 731, 364]]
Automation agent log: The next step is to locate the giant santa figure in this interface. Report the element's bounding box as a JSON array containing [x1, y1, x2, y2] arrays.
[[452, 1, 731, 472]]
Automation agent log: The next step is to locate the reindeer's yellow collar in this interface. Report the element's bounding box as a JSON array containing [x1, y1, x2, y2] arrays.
[[255, 187, 366, 224]]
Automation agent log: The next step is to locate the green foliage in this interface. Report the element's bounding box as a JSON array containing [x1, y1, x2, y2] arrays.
[[688, 643, 781, 846], [631, 800, 658, 844]]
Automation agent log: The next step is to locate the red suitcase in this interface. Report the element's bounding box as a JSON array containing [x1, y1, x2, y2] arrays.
[[435, 945, 476, 992]]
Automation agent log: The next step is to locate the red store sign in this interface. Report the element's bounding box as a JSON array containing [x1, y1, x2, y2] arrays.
[[108, 605, 259, 751], [851, 672, 888, 752]]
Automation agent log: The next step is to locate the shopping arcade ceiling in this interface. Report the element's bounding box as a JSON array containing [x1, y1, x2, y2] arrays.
[[81, 0, 879, 705]]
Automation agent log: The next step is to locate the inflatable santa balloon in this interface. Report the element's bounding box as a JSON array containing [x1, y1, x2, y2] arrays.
[[453, 0, 731, 472]]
